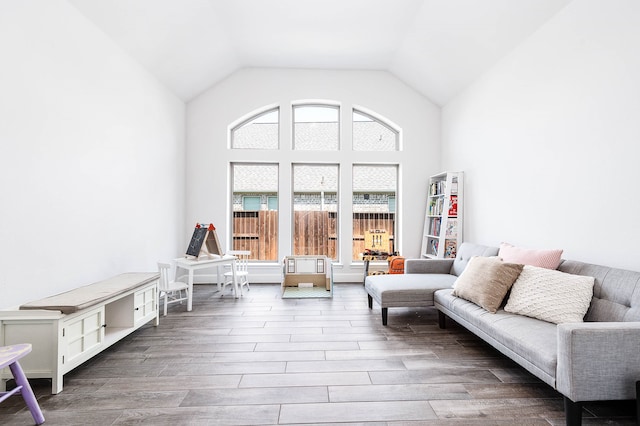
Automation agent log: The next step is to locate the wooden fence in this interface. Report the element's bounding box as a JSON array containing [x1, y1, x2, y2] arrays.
[[293, 211, 337, 258], [232, 211, 278, 260], [232, 211, 394, 260]]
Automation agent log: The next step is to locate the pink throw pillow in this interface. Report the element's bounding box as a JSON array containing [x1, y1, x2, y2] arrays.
[[498, 242, 563, 270]]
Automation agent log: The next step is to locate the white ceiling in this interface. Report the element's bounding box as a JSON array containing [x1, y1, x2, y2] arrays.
[[68, 0, 572, 106]]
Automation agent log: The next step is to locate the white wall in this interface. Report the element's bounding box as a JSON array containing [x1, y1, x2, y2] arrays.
[[187, 68, 440, 281], [0, 1, 186, 309], [442, 0, 640, 271]]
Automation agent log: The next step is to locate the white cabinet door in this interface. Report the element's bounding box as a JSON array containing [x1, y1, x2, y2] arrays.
[[134, 285, 156, 325], [63, 307, 104, 366]]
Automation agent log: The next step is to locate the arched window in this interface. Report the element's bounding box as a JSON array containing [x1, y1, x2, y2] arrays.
[[231, 107, 279, 149], [353, 109, 399, 151], [228, 103, 401, 263]]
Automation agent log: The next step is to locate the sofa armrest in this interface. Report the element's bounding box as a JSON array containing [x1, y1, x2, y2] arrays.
[[404, 258, 454, 274], [557, 321, 640, 402]]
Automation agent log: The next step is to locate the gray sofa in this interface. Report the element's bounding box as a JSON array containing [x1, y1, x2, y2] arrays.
[[365, 242, 640, 426]]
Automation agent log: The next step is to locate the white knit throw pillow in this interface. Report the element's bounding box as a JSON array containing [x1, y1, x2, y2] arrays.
[[504, 265, 594, 324]]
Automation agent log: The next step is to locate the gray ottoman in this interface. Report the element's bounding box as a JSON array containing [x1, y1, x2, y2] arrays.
[[365, 273, 456, 325]]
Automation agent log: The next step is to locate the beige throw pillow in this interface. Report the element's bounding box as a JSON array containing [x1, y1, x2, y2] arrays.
[[504, 265, 594, 324], [452, 256, 524, 313]]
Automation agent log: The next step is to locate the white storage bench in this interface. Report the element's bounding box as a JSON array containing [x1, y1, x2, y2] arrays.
[[0, 272, 159, 394]]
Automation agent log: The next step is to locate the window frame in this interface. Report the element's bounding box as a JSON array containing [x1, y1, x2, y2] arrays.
[[242, 196, 261, 211]]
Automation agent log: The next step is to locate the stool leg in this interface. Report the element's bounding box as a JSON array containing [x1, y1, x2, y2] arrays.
[[9, 361, 45, 425]]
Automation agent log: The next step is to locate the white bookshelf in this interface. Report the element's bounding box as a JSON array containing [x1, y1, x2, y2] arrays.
[[421, 171, 463, 258]]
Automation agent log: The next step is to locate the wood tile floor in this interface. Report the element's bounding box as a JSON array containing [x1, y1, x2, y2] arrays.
[[1, 283, 636, 425]]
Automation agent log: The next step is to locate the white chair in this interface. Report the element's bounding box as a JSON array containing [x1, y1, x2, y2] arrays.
[[157, 262, 190, 315], [221, 250, 251, 297]]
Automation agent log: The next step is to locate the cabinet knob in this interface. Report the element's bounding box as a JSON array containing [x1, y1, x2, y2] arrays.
[[102, 324, 107, 328], [135, 307, 140, 311]]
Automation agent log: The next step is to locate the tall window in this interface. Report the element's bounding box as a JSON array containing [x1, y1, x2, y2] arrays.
[[292, 164, 339, 259], [353, 109, 399, 151], [231, 164, 279, 261], [293, 105, 339, 150], [352, 165, 398, 260], [229, 103, 401, 264]]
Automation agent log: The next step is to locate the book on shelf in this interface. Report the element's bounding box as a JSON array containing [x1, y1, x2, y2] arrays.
[[444, 219, 458, 238], [430, 217, 441, 236], [430, 239, 439, 255], [429, 180, 446, 196], [429, 197, 444, 216], [444, 240, 457, 258], [448, 195, 458, 216]]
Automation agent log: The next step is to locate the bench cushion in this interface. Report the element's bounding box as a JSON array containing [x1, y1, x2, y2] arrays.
[[365, 273, 456, 308], [19, 273, 159, 314]]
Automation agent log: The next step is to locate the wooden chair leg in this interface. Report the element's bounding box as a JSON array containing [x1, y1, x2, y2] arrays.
[[367, 294, 373, 309], [9, 360, 45, 425], [382, 307, 388, 326], [163, 293, 168, 316]]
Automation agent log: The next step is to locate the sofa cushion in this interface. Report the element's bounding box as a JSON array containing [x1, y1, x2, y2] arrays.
[[435, 289, 558, 385], [504, 265, 594, 324], [559, 260, 640, 322], [498, 242, 563, 269], [452, 256, 523, 313], [450, 243, 500, 276], [365, 273, 456, 307]]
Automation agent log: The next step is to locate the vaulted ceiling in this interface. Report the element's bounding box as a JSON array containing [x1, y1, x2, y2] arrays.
[[68, 0, 572, 106]]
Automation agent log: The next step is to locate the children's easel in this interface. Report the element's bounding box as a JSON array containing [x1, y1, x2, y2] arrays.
[[186, 223, 223, 260]]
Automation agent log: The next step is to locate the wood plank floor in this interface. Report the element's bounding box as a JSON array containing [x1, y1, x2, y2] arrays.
[[1, 283, 636, 425]]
